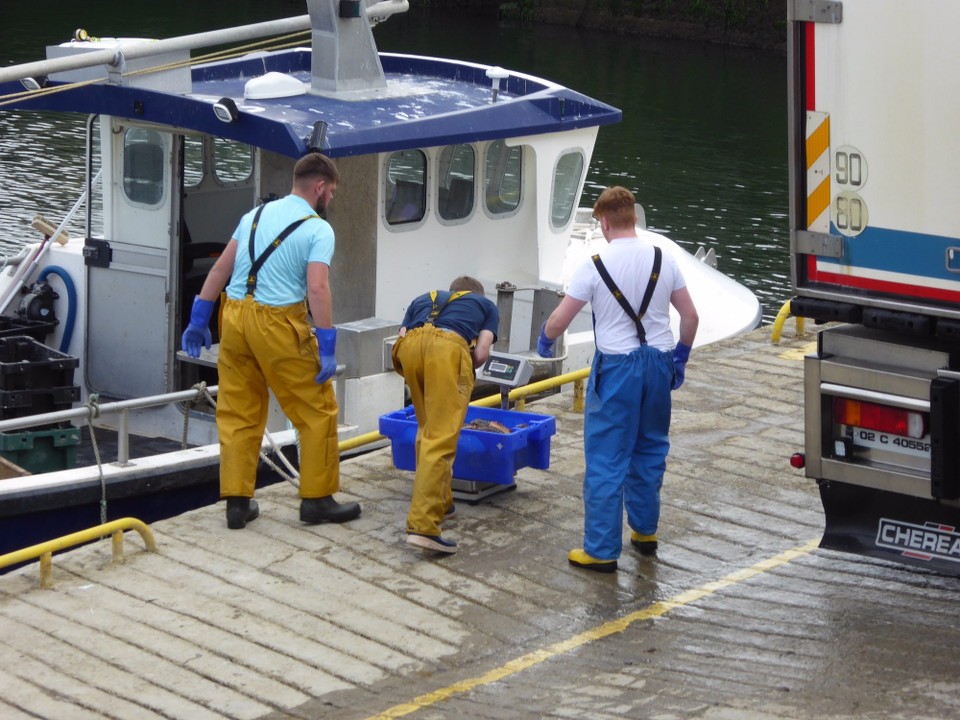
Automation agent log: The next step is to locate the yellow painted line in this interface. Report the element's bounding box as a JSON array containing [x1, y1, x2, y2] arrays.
[[366, 537, 821, 719], [780, 341, 818, 361]]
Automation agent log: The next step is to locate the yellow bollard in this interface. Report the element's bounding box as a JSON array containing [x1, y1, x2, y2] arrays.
[[771, 300, 805, 344], [573, 377, 585, 414]]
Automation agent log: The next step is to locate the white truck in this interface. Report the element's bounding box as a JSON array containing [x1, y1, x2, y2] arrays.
[[788, 0, 960, 574]]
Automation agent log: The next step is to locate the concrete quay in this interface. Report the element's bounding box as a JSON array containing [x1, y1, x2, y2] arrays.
[[2, 324, 960, 720]]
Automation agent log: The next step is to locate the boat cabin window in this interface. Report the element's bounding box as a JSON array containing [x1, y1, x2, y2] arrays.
[[437, 144, 475, 223], [213, 137, 254, 184], [183, 135, 204, 188], [384, 150, 427, 226], [550, 150, 585, 229], [484, 140, 522, 216], [122, 128, 165, 206]]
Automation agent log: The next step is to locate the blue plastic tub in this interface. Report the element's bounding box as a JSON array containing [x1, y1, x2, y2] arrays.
[[378, 405, 557, 485]]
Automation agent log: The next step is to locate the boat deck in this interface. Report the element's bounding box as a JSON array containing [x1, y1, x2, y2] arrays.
[[2, 324, 960, 720]]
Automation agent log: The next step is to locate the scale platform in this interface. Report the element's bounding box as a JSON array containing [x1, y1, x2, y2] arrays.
[[453, 478, 517, 503]]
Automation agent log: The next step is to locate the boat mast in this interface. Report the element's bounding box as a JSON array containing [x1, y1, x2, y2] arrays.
[[0, 15, 314, 85], [0, 1, 408, 88]]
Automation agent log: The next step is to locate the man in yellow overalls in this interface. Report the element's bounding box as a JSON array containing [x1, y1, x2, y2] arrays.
[[392, 277, 499, 554], [181, 153, 360, 529]]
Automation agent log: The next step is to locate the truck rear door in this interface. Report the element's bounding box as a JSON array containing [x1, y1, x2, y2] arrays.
[[790, 0, 960, 319]]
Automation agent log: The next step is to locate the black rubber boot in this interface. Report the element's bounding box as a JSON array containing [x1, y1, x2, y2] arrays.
[[300, 495, 362, 524], [226, 497, 260, 529]]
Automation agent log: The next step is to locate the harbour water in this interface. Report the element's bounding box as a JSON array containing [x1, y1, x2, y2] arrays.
[[0, 4, 789, 320]]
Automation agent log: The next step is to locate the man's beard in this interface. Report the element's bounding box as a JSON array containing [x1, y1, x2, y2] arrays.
[[314, 197, 327, 215]]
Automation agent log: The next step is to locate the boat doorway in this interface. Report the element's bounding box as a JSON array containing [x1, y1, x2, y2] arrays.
[[85, 120, 178, 400], [177, 133, 259, 392], [85, 120, 259, 401]]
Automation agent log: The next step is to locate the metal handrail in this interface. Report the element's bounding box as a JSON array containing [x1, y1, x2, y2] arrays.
[[0, 517, 156, 588], [771, 299, 806, 344], [0, 385, 218, 434], [0, 16, 313, 85], [0, 363, 590, 457], [338, 366, 590, 453]]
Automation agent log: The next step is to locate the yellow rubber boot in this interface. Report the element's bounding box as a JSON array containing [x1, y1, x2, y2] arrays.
[[630, 531, 658, 556], [568, 548, 617, 573]]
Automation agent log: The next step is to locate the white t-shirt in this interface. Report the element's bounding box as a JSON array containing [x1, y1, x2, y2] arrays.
[[566, 233, 685, 353]]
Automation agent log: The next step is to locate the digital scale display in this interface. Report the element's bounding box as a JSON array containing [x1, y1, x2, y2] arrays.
[[479, 352, 533, 388], [487, 359, 517, 377]]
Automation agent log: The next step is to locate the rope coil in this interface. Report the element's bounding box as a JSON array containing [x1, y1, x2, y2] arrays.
[[183, 382, 301, 488]]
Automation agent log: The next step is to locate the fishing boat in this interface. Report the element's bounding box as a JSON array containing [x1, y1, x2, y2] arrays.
[[0, 0, 760, 553]]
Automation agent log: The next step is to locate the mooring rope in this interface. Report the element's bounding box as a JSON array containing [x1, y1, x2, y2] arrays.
[[185, 381, 301, 488], [83, 393, 108, 524]]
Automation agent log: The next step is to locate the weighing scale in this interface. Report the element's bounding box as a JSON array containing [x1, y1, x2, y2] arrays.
[[478, 351, 534, 408]]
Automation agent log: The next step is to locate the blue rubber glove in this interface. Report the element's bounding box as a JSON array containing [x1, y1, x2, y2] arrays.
[[181, 296, 214, 358], [672, 342, 692, 390], [315, 327, 337, 384], [537, 321, 555, 358]]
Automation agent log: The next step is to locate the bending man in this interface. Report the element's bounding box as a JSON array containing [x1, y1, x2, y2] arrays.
[[393, 276, 499, 554]]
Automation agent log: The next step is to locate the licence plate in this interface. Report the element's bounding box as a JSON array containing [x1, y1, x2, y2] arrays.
[[851, 427, 931, 458]]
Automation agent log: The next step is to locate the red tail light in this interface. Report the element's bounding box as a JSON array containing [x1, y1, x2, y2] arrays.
[[833, 398, 926, 438]]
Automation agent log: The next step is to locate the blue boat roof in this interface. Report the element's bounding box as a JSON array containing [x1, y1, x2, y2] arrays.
[[1, 48, 621, 158]]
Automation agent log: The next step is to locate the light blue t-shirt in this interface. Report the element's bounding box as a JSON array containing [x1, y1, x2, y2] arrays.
[[225, 194, 333, 306]]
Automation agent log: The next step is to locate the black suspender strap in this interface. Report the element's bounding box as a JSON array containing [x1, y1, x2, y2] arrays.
[[424, 290, 470, 324], [591, 246, 662, 344], [245, 205, 318, 297]]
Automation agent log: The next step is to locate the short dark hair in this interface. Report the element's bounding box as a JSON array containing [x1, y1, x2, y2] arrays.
[[449, 276, 484, 294], [294, 152, 340, 184]]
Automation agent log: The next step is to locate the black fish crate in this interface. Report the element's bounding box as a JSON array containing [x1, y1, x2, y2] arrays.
[[0, 335, 78, 393], [0, 316, 58, 343], [0, 385, 80, 419]]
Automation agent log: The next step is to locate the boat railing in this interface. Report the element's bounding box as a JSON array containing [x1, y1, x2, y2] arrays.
[[0, 364, 593, 467], [0, 2, 409, 87], [0, 385, 218, 466], [0, 17, 312, 86]]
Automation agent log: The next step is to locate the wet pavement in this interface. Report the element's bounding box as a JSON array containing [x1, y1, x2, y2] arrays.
[[2, 324, 960, 720]]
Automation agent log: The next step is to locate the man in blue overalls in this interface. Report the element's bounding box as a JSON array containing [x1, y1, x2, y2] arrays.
[[392, 277, 499, 554], [538, 186, 699, 572], [181, 153, 360, 530]]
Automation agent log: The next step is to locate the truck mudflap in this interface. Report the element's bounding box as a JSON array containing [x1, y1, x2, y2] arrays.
[[820, 480, 960, 575]]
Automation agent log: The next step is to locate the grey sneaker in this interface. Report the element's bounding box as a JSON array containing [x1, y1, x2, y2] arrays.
[[406, 532, 458, 554]]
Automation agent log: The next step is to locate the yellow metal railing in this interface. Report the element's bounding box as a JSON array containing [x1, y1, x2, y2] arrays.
[[771, 299, 806, 344], [0, 517, 156, 588], [337, 366, 591, 453]]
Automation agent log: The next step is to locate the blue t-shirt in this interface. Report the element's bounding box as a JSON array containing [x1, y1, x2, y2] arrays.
[[401, 290, 499, 345], [226, 195, 333, 305]]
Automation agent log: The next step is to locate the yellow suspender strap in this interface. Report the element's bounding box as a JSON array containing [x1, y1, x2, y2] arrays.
[[425, 290, 470, 324]]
